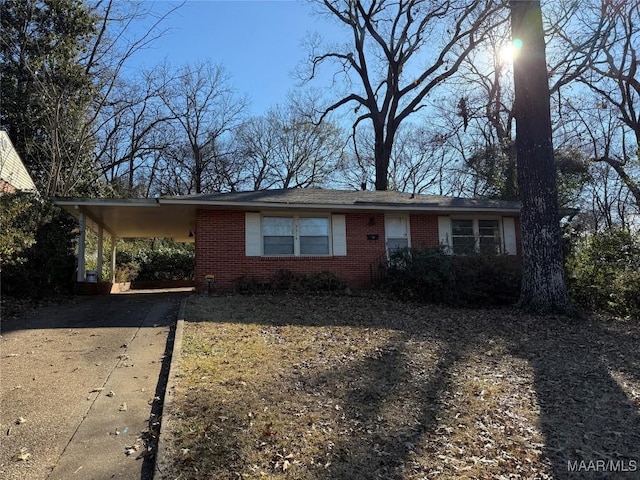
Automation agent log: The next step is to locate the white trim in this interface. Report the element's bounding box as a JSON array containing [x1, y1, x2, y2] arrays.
[[245, 212, 261, 256], [159, 198, 520, 214], [331, 214, 347, 256], [110, 236, 117, 283], [438, 216, 452, 254], [502, 217, 517, 255], [77, 212, 86, 282], [385, 214, 410, 257], [97, 225, 104, 281]]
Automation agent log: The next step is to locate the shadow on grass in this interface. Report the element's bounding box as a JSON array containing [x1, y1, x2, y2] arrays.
[[505, 318, 640, 479], [182, 294, 640, 478], [316, 342, 460, 479]]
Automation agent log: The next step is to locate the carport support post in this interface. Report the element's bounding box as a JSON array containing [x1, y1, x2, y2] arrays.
[[77, 212, 86, 282], [97, 226, 104, 281], [110, 236, 117, 283]]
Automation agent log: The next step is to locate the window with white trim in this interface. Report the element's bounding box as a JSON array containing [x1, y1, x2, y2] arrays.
[[262, 215, 330, 256], [385, 215, 410, 257], [451, 218, 502, 254]]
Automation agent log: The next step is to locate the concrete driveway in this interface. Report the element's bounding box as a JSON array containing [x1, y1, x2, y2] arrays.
[[0, 292, 188, 480]]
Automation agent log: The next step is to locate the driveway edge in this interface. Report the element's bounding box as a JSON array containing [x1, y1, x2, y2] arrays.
[[154, 297, 187, 479]]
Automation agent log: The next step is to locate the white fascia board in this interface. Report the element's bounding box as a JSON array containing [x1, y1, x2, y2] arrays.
[[54, 199, 159, 208], [158, 198, 520, 215]]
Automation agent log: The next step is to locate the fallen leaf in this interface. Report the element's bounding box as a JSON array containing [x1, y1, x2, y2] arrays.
[[16, 448, 30, 461]]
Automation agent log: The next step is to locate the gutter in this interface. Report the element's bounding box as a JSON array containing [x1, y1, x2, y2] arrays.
[[158, 198, 521, 215]]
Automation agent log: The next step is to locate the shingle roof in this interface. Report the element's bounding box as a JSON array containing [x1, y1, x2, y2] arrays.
[[161, 188, 520, 212]]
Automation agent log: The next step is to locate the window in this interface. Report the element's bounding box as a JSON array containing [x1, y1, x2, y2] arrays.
[[478, 219, 501, 254], [385, 215, 410, 257], [263, 217, 294, 255], [299, 217, 329, 255], [451, 219, 475, 254], [451, 218, 501, 254], [262, 216, 330, 256]]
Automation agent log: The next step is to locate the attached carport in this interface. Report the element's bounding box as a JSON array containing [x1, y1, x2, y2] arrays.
[[55, 198, 197, 284]]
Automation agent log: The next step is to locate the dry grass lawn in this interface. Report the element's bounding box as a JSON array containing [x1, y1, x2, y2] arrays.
[[158, 293, 640, 480]]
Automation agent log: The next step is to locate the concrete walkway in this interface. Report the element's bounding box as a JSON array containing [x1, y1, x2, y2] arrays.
[[0, 292, 187, 480]]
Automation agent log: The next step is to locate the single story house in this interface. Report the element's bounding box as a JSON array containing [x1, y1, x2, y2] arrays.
[[55, 188, 521, 292], [0, 130, 38, 195]]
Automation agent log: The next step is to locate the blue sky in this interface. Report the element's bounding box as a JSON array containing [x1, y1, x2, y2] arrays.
[[127, 1, 345, 115]]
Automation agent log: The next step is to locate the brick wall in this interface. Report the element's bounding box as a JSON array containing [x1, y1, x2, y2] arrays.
[[0, 179, 17, 194], [195, 209, 443, 291], [410, 213, 440, 248]]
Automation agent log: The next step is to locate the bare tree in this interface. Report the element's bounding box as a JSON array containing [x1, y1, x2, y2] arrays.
[[97, 72, 176, 197], [155, 61, 247, 194], [386, 124, 456, 194], [234, 94, 346, 191], [234, 116, 279, 191], [567, 0, 640, 207], [305, 0, 505, 190]]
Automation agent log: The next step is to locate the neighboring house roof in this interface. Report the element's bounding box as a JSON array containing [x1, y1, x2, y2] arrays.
[[55, 188, 520, 242], [0, 130, 37, 194]]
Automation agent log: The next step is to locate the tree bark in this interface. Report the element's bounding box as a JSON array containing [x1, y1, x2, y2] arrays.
[[511, 1, 572, 313], [374, 123, 392, 191]]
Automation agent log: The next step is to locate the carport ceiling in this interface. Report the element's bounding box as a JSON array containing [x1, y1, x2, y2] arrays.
[[56, 199, 197, 243]]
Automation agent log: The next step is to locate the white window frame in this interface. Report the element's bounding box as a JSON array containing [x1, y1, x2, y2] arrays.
[[450, 216, 503, 255], [261, 214, 332, 257], [385, 214, 411, 258]]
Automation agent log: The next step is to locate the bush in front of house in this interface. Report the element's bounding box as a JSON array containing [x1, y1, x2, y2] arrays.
[[378, 247, 522, 307], [113, 240, 194, 282], [136, 245, 195, 281], [233, 270, 347, 294], [565, 228, 640, 317], [301, 271, 347, 292], [1, 195, 76, 298]]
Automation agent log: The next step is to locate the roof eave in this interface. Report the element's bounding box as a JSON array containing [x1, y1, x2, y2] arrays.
[[159, 198, 520, 214]]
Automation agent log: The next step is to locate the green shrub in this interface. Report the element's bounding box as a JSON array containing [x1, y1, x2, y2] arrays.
[[0, 193, 40, 266], [271, 269, 303, 291], [566, 228, 640, 316], [378, 247, 522, 307], [1, 198, 76, 298], [301, 271, 346, 292], [136, 246, 195, 281], [452, 255, 523, 306], [114, 241, 194, 282], [380, 247, 456, 303], [232, 270, 347, 294], [233, 275, 270, 293]]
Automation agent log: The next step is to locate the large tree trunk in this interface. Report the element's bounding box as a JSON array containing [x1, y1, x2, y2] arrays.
[[374, 130, 391, 191], [511, 1, 572, 313]]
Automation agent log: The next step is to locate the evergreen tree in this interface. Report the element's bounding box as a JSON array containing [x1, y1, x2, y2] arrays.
[[1, 0, 99, 196]]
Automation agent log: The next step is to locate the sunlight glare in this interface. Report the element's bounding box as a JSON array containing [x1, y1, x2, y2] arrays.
[[500, 39, 523, 63]]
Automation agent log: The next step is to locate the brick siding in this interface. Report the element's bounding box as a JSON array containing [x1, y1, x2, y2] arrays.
[[195, 209, 443, 292]]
